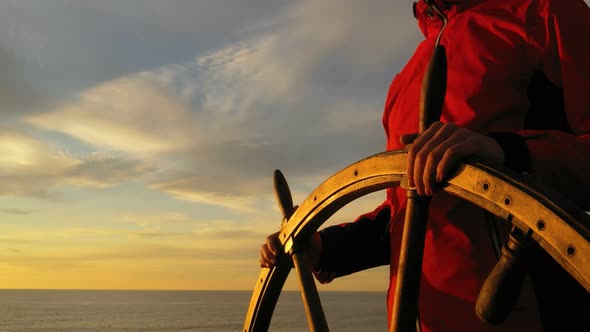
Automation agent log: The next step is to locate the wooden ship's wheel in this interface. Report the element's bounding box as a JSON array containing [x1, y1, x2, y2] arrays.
[[243, 37, 590, 331], [242, 151, 590, 332]]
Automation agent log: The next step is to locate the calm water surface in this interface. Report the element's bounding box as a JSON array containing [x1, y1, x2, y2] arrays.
[[0, 290, 387, 331]]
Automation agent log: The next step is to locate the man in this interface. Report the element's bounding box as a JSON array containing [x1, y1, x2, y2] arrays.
[[261, 0, 590, 330]]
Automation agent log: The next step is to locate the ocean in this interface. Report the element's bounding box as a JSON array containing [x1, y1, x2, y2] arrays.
[[0, 290, 387, 331]]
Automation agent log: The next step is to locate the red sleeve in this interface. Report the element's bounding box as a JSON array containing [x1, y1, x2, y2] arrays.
[[313, 201, 391, 283], [520, 0, 590, 209]]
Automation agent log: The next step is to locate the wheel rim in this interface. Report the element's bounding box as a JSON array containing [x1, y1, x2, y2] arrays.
[[243, 149, 590, 331]]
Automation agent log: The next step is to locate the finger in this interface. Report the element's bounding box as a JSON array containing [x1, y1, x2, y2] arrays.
[[407, 122, 444, 189], [423, 147, 447, 195], [261, 244, 277, 267], [414, 124, 456, 194], [260, 245, 271, 266], [260, 256, 268, 268], [411, 122, 452, 195], [266, 233, 280, 256], [436, 139, 477, 183], [411, 121, 446, 148], [421, 131, 468, 195], [400, 133, 419, 145]]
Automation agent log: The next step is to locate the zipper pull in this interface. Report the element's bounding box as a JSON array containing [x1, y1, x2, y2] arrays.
[[427, 5, 435, 19]]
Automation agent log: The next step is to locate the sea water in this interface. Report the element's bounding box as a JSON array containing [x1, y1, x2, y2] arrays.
[[0, 290, 387, 331]]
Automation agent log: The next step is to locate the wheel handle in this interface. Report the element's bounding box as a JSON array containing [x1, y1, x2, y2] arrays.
[[274, 170, 329, 332]]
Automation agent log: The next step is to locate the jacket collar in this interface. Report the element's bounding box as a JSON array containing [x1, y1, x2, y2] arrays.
[[413, 0, 482, 16], [431, 0, 482, 9], [413, 0, 482, 38]]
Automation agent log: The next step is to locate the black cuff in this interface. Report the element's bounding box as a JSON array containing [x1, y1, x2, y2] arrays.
[[316, 227, 348, 277], [488, 132, 531, 173], [316, 207, 391, 277]]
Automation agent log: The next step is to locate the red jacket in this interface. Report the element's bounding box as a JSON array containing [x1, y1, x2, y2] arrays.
[[317, 0, 590, 331]]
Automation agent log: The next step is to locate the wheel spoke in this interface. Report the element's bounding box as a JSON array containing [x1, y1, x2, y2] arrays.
[[292, 251, 329, 332]]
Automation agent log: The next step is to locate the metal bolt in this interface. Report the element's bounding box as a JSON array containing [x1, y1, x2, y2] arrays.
[[566, 245, 576, 257]]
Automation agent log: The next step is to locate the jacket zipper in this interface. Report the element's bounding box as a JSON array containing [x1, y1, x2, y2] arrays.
[[426, 0, 449, 47]]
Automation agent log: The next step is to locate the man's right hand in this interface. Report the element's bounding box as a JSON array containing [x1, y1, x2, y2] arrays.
[[259, 231, 323, 269]]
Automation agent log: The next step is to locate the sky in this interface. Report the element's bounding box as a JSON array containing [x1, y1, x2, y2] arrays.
[[6, 0, 588, 293], [0, 0, 425, 292]]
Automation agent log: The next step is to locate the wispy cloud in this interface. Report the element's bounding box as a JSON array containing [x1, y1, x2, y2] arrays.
[[0, 131, 153, 198], [0, 0, 293, 118], [119, 212, 195, 228], [118, 213, 270, 241], [22, 0, 419, 210], [6, 0, 583, 291], [64, 154, 154, 188], [25, 77, 196, 155], [0, 208, 37, 215], [0, 0, 420, 290]]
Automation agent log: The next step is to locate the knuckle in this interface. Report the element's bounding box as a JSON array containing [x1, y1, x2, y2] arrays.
[[423, 171, 433, 183], [442, 123, 458, 135], [415, 150, 428, 164], [433, 121, 445, 130], [266, 234, 277, 245], [407, 144, 419, 157], [425, 154, 438, 170], [444, 122, 456, 129], [260, 251, 270, 261], [434, 147, 445, 158], [445, 146, 459, 159], [425, 156, 437, 172]]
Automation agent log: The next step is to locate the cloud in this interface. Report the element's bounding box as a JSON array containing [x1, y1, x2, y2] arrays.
[[118, 213, 270, 241], [0, 131, 153, 198], [25, 77, 196, 154], [0, 223, 263, 271], [23, 0, 420, 210], [0, 43, 49, 114], [0, 131, 76, 198], [0, 132, 77, 172], [64, 154, 154, 188], [119, 212, 195, 228], [0, 0, 293, 117], [0, 245, 260, 282], [149, 174, 272, 211], [0, 208, 37, 215]]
